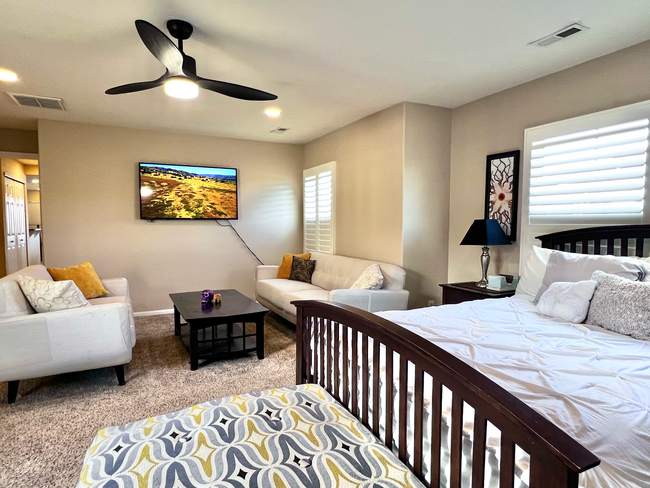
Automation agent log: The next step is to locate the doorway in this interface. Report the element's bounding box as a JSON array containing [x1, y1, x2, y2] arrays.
[[0, 156, 41, 276]]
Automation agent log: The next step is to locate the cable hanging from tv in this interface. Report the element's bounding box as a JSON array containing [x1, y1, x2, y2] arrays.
[[216, 220, 264, 265]]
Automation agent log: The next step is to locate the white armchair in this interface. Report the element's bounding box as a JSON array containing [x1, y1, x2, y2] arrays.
[[255, 253, 409, 323], [0, 265, 135, 404]]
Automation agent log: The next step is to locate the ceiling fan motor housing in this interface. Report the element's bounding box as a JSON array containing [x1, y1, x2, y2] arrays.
[[167, 19, 194, 41]]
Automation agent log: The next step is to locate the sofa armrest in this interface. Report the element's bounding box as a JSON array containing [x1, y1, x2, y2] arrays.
[[256, 265, 280, 282], [328, 289, 409, 312], [102, 277, 130, 298], [0, 303, 135, 382]]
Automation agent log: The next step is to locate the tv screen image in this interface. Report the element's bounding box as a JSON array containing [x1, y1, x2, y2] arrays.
[[139, 163, 238, 220]]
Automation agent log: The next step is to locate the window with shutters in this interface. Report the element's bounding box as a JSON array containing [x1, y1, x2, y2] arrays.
[[303, 162, 336, 254], [520, 99, 650, 266]]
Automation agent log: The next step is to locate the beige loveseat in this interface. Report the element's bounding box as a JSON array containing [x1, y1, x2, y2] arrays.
[[0, 265, 135, 403], [255, 252, 408, 323]]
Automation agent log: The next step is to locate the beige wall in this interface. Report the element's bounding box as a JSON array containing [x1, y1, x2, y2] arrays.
[[403, 103, 451, 307], [448, 40, 650, 282], [38, 120, 303, 312], [0, 128, 38, 154], [304, 103, 405, 265]]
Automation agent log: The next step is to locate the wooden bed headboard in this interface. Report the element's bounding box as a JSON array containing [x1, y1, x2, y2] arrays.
[[537, 224, 650, 257]]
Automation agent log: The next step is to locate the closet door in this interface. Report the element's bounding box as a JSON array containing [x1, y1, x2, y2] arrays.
[[14, 180, 28, 270], [4, 176, 28, 274]]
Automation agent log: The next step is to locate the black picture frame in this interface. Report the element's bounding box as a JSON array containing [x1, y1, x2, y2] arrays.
[[484, 150, 520, 241]]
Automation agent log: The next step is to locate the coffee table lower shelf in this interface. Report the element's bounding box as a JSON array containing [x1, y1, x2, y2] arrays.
[[178, 322, 259, 369]]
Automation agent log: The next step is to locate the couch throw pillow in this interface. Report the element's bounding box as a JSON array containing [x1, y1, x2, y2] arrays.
[[536, 280, 597, 324], [17, 275, 90, 313], [586, 271, 650, 341], [47, 261, 109, 299], [277, 253, 311, 279], [289, 256, 316, 283], [350, 263, 384, 290]]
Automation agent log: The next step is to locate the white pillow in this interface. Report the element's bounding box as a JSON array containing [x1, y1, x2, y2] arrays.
[[515, 246, 552, 298], [350, 263, 384, 290], [17, 275, 90, 313], [0, 279, 34, 318], [534, 251, 646, 302], [536, 280, 597, 324]]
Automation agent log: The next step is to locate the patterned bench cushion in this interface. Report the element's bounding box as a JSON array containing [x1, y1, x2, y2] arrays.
[[77, 384, 423, 487]]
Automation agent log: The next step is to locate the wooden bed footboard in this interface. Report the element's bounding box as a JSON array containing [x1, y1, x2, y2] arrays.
[[293, 300, 600, 488]]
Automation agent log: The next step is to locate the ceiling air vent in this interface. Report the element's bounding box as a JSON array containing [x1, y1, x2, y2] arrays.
[[529, 23, 589, 47], [270, 127, 290, 133], [7, 92, 66, 110]]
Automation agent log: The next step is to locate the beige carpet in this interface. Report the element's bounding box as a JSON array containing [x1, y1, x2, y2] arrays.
[[0, 313, 296, 488]]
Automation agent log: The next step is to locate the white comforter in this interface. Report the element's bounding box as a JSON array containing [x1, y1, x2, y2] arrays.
[[377, 295, 650, 488]]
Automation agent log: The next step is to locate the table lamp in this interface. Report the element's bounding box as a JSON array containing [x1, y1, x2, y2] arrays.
[[460, 219, 511, 288]]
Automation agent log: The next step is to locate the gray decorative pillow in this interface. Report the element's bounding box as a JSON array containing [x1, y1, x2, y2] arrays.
[[534, 251, 646, 302], [289, 256, 316, 283], [586, 271, 650, 341]]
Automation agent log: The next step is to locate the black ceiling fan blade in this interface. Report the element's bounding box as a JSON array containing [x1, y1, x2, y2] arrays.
[[190, 75, 277, 101], [135, 20, 183, 76], [105, 73, 167, 95]]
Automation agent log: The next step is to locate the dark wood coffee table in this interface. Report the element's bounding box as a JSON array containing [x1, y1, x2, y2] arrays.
[[169, 289, 268, 370]]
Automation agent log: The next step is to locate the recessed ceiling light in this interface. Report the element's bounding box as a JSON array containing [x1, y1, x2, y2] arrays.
[[264, 108, 282, 117], [32, 179, 39, 183], [164, 78, 198, 99], [0, 69, 18, 82]]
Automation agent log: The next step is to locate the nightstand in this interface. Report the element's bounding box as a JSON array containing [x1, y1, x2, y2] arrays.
[[439, 282, 516, 305]]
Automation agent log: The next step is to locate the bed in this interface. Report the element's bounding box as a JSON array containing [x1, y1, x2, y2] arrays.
[[294, 225, 650, 488], [77, 225, 648, 487]]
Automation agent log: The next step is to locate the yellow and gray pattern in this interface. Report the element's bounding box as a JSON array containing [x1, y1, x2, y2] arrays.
[[77, 384, 423, 488]]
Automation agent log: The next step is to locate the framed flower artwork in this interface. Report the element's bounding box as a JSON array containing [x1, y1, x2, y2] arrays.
[[484, 150, 520, 241]]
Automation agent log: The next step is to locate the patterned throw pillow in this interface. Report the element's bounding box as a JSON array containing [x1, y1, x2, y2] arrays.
[[586, 271, 650, 341], [350, 263, 384, 290], [16, 275, 90, 313], [289, 256, 316, 283], [277, 253, 311, 279]]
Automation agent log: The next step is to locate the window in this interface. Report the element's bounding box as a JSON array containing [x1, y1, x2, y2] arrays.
[[303, 162, 336, 254], [520, 99, 650, 265]]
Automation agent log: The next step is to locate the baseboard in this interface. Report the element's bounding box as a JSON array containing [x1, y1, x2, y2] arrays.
[[133, 308, 173, 317]]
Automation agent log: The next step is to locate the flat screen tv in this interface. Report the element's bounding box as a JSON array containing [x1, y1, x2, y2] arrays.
[[139, 162, 238, 220]]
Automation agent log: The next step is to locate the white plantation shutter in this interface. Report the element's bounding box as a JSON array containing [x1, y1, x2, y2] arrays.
[[529, 119, 648, 223], [304, 162, 336, 253], [520, 99, 650, 270]]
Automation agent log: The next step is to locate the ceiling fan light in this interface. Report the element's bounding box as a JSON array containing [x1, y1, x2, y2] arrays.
[[164, 78, 198, 99], [264, 108, 282, 117], [0, 69, 18, 82]]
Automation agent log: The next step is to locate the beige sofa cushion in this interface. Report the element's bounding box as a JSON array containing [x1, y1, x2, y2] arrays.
[[88, 296, 132, 306], [0, 266, 55, 317], [0, 280, 34, 318], [310, 252, 405, 291], [1, 264, 53, 283], [256, 279, 323, 310], [281, 289, 330, 314]]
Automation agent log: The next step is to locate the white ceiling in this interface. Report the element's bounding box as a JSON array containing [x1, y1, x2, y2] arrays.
[[1, 1, 649, 144]]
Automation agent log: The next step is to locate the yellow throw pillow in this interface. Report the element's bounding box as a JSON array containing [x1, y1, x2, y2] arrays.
[[277, 253, 311, 279], [47, 261, 109, 299]]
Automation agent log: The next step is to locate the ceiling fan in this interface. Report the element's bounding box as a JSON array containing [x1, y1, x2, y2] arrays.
[[106, 19, 277, 101]]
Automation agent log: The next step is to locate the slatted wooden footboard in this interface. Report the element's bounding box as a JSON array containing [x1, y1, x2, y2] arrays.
[[293, 300, 600, 488]]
